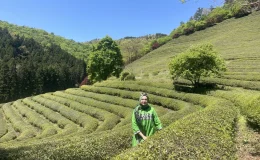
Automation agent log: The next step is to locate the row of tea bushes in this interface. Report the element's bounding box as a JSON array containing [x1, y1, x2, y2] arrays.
[[160, 104, 202, 127], [223, 74, 260, 81], [65, 88, 168, 116], [115, 99, 239, 159], [0, 125, 132, 160], [2, 103, 37, 141], [53, 91, 133, 128], [0, 122, 17, 143], [81, 85, 186, 111], [92, 81, 221, 108], [23, 98, 79, 135], [210, 88, 260, 128], [12, 100, 59, 138], [202, 77, 260, 90], [42, 93, 121, 132], [0, 107, 7, 139], [32, 95, 98, 131], [0, 102, 199, 160], [53, 91, 131, 119]]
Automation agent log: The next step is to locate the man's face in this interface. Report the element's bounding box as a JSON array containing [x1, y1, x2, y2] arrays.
[[140, 96, 148, 105]]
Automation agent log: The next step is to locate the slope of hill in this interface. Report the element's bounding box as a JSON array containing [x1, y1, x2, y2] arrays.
[[125, 11, 260, 81], [0, 11, 260, 160], [0, 21, 91, 60]]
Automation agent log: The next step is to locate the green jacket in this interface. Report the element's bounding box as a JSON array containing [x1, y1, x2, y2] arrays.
[[132, 104, 162, 146]]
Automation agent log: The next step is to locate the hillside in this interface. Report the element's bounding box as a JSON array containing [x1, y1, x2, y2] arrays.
[[0, 11, 260, 159], [0, 21, 91, 60], [125, 11, 260, 81]]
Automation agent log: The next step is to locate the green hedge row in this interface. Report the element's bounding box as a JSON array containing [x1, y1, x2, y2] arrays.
[[2, 103, 37, 141], [65, 88, 168, 117], [32, 95, 98, 131], [222, 74, 260, 81], [12, 100, 59, 138], [81, 85, 187, 111], [0, 122, 17, 143], [78, 86, 169, 118], [202, 77, 260, 90], [23, 98, 79, 135], [115, 99, 239, 159], [52, 91, 132, 127], [42, 93, 121, 132], [160, 105, 202, 127], [210, 89, 260, 128], [0, 108, 7, 139], [90, 81, 220, 108], [0, 125, 132, 160], [0, 103, 199, 159]]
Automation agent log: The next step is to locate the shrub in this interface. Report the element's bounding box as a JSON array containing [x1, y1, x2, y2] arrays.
[[120, 71, 135, 81], [115, 99, 239, 159], [206, 7, 230, 24], [230, 2, 251, 18], [194, 20, 207, 31]]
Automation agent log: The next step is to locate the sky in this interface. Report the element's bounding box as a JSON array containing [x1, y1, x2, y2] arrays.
[[0, 0, 224, 42]]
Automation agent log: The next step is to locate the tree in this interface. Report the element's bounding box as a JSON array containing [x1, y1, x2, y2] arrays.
[[169, 43, 226, 87], [87, 36, 124, 83], [193, 7, 203, 20]]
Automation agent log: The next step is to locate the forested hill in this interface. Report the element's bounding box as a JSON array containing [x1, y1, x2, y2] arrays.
[[0, 27, 86, 103], [0, 20, 91, 60]]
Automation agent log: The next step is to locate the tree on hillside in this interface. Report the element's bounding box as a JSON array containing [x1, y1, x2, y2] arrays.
[[193, 7, 204, 20], [169, 43, 226, 87], [0, 27, 87, 103], [87, 36, 124, 83]]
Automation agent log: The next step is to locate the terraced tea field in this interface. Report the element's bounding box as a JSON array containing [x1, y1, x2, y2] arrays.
[[0, 11, 260, 160]]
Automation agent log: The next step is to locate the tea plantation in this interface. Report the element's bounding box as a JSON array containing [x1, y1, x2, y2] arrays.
[[0, 11, 260, 160]]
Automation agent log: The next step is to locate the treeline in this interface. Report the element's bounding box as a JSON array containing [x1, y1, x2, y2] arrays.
[[0, 27, 86, 103], [0, 20, 91, 60], [142, 1, 259, 59]]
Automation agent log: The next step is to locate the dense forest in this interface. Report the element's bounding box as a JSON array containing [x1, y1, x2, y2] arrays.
[[0, 20, 91, 60], [0, 27, 86, 103]]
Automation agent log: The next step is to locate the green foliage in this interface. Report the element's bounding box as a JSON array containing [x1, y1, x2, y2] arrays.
[[230, 2, 251, 18], [210, 88, 260, 128], [115, 99, 239, 159], [0, 108, 7, 138], [194, 20, 207, 31], [87, 36, 124, 83], [120, 71, 135, 81], [205, 7, 230, 24], [0, 28, 87, 103], [169, 43, 226, 87], [0, 21, 92, 60]]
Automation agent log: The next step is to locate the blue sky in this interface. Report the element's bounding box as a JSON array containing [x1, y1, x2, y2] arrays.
[[1, 0, 223, 42]]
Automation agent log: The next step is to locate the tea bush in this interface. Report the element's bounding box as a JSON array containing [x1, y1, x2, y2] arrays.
[[115, 99, 239, 159]]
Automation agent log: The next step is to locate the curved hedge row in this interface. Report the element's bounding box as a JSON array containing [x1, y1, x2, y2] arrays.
[[115, 99, 239, 159], [0, 103, 200, 160], [210, 88, 260, 129], [0, 122, 17, 143], [53, 91, 133, 127], [81, 85, 187, 111], [2, 103, 37, 141], [91, 81, 221, 107], [42, 93, 121, 132], [12, 100, 59, 138], [202, 77, 260, 90], [65, 88, 170, 117], [0, 108, 7, 139], [32, 95, 98, 131], [23, 98, 79, 135]]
